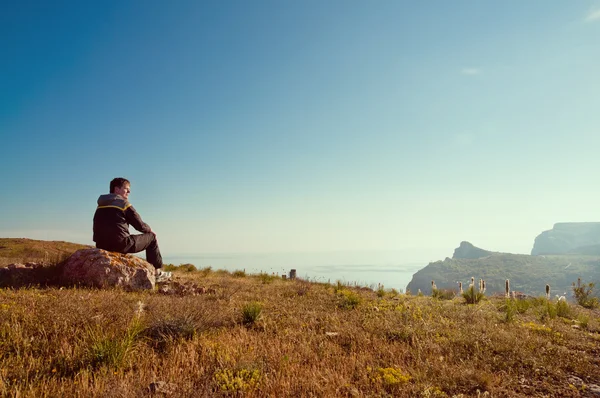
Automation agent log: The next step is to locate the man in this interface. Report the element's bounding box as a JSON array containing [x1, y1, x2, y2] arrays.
[[93, 177, 171, 282]]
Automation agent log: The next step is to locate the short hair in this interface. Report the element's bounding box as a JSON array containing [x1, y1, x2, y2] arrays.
[[110, 178, 130, 193]]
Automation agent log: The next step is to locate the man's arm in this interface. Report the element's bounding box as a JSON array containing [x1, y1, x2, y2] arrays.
[[125, 206, 153, 234]]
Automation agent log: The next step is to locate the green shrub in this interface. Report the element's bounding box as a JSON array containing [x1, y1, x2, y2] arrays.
[[232, 269, 247, 278], [162, 263, 197, 272], [577, 314, 590, 329], [257, 272, 277, 284], [179, 263, 197, 272], [143, 314, 198, 350], [432, 288, 456, 300], [376, 286, 386, 298], [462, 286, 484, 304], [338, 289, 362, 309], [163, 263, 177, 272], [214, 367, 262, 392], [85, 319, 143, 370], [555, 300, 571, 318], [515, 298, 534, 314], [241, 302, 263, 325], [199, 266, 212, 277], [503, 299, 517, 322], [572, 280, 599, 309]]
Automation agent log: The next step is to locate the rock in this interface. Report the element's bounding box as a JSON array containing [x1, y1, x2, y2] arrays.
[[0, 262, 51, 287], [156, 280, 216, 296], [588, 384, 600, 397], [453, 241, 494, 259], [61, 248, 155, 291], [531, 222, 600, 255], [148, 381, 176, 395]]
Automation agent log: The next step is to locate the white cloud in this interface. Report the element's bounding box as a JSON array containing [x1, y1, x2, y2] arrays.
[[585, 9, 600, 22], [461, 68, 481, 75]]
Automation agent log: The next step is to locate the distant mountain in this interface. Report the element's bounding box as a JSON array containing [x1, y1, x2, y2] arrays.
[[531, 222, 600, 255], [406, 241, 600, 297]]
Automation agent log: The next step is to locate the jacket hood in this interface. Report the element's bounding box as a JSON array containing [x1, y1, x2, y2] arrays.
[[97, 194, 129, 208]]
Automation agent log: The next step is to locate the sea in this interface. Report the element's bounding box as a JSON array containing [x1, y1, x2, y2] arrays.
[[162, 250, 439, 292]]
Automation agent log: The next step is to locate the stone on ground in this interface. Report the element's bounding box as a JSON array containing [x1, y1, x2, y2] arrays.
[[61, 248, 155, 291]]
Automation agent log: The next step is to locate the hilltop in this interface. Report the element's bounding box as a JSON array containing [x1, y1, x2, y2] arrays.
[[0, 237, 90, 265]]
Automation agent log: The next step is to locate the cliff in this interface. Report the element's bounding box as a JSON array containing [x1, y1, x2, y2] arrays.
[[531, 222, 600, 255]]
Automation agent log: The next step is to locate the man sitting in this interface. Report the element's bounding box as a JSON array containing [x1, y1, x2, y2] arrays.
[[93, 177, 171, 282]]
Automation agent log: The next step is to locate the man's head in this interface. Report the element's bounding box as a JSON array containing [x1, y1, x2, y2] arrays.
[[110, 178, 131, 200]]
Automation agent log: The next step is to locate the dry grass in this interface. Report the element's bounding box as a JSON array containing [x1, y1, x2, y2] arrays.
[[0, 238, 89, 266], [1, 270, 599, 397]]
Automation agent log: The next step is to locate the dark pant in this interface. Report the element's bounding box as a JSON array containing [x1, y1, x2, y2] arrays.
[[125, 233, 163, 269], [97, 233, 163, 269]]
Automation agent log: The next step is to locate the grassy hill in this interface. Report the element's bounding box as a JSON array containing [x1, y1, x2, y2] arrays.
[[1, 238, 599, 396], [406, 253, 600, 298], [0, 238, 90, 266], [1, 266, 599, 395]]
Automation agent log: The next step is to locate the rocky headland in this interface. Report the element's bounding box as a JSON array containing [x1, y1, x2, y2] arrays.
[[407, 222, 600, 297]]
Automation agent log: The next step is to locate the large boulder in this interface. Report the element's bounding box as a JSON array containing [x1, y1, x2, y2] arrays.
[[61, 248, 156, 291]]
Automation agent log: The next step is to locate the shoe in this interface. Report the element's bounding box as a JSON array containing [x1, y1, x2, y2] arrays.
[[155, 269, 172, 283]]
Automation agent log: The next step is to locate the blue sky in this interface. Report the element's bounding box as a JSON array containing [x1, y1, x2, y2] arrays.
[[1, 1, 599, 261]]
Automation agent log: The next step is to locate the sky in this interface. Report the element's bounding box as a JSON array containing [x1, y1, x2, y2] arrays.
[[1, 1, 599, 263]]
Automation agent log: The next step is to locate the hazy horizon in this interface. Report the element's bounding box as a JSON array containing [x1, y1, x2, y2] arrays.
[[2, 1, 599, 257]]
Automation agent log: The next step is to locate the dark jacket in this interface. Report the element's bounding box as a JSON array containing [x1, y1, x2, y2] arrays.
[[93, 194, 152, 251]]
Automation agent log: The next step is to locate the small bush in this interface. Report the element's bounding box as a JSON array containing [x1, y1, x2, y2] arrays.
[[199, 266, 212, 277], [232, 270, 247, 278], [503, 299, 517, 323], [462, 286, 484, 304], [296, 280, 311, 296], [578, 314, 590, 329], [257, 272, 277, 284], [432, 288, 456, 300], [509, 298, 534, 314], [540, 301, 558, 321], [370, 366, 411, 391], [241, 302, 263, 325], [162, 263, 197, 272], [179, 263, 197, 272], [338, 289, 362, 309], [334, 280, 346, 294], [163, 263, 177, 272], [213, 367, 261, 392], [572, 280, 599, 309], [376, 286, 386, 298], [555, 299, 571, 318], [85, 319, 143, 370], [143, 315, 198, 350]]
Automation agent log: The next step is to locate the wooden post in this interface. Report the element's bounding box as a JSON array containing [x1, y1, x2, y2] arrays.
[[289, 269, 297, 279]]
